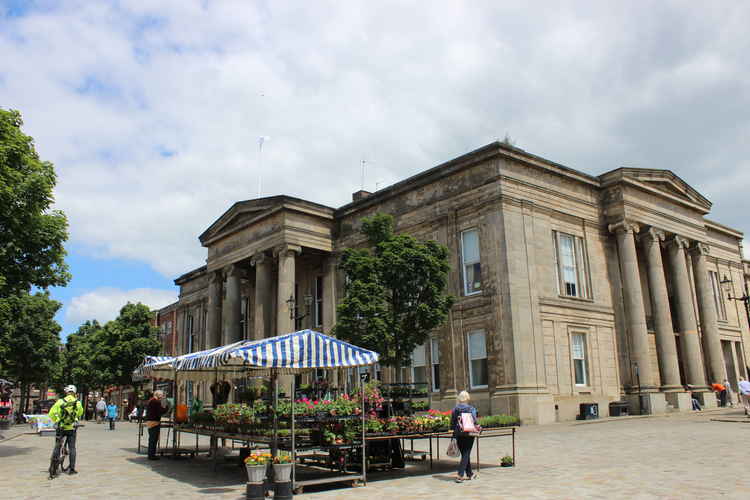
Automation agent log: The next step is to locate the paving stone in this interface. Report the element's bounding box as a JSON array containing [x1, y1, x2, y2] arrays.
[[1, 410, 749, 499]]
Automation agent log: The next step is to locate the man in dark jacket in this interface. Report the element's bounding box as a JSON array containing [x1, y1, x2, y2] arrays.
[[145, 390, 166, 460]]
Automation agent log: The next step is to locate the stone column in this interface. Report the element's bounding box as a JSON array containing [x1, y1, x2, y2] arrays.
[[321, 254, 338, 335], [690, 242, 727, 384], [223, 264, 243, 344], [639, 228, 682, 391], [275, 244, 301, 336], [666, 236, 708, 391], [640, 228, 691, 410], [610, 221, 657, 390], [275, 244, 301, 396], [251, 252, 272, 340], [205, 271, 223, 348]]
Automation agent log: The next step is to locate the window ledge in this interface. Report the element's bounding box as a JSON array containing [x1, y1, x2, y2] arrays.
[[557, 295, 594, 303], [470, 385, 489, 391]]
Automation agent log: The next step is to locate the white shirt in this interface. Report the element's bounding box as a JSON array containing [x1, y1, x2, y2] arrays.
[[738, 380, 750, 395]]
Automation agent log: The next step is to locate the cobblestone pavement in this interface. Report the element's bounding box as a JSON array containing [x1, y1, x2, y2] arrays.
[[1, 409, 749, 500]]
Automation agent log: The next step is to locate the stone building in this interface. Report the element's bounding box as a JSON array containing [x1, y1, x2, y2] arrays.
[[155, 142, 750, 424]]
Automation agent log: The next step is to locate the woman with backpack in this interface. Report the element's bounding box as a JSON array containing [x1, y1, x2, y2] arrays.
[[450, 390, 479, 483]]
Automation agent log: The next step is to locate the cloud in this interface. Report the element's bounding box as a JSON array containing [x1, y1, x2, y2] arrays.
[[65, 287, 177, 325], [1, 1, 749, 280]]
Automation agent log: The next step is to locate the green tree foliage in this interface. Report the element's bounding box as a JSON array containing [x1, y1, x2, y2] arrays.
[[56, 303, 161, 392], [333, 213, 454, 370], [1, 291, 62, 412], [0, 108, 70, 295]]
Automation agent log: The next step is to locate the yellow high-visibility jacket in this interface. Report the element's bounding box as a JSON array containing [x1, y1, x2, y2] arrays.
[[48, 395, 83, 431]]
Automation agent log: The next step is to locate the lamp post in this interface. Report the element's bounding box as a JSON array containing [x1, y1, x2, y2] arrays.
[[285, 293, 314, 323], [720, 274, 750, 378]]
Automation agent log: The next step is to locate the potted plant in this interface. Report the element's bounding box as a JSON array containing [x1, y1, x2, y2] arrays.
[[500, 455, 514, 467], [244, 453, 271, 482], [272, 452, 293, 482]]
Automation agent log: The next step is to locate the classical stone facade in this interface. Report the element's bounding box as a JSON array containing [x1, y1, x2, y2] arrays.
[[156, 142, 750, 424]]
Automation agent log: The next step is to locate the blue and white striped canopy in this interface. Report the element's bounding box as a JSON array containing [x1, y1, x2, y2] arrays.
[[182, 330, 379, 374], [132, 355, 176, 378], [173, 340, 247, 371]]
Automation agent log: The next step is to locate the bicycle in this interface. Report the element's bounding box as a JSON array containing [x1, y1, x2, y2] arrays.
[[48, 425, 77, 479]]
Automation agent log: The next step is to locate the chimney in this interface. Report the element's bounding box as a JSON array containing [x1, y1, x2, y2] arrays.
[[352, 190, 372, 202]]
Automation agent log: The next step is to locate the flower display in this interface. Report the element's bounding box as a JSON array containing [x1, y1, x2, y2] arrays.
[[273, 452, 293, 464], [244, 452, 272, 466]]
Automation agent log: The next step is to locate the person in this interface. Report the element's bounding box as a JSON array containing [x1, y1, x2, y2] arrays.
[[738, 377, 750, 416], [106, 401, 117, 430], [450, 391, 479, 483], [723, 379, 735, 407], [48, 385, 84, 476], [685, 386, 702, 411], [95, 397, 106, 423], [145, 390, 166, 460], [711, 382, 727, 407]]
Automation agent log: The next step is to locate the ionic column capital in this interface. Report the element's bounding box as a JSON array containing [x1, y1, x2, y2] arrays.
[[208, 271, 223, 285], [637, 227, 666, 246], [250, 251, 268, 266], [273, 243, 302, 258], [689, 241, 710, 257], [225, 263, 244, 278], [666, 235, 689, 251], [608, 219, 640, 235]]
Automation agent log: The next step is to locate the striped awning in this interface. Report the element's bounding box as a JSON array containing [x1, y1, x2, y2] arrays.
[[178, 330, 379, 374], [132, 355, 176, 378]]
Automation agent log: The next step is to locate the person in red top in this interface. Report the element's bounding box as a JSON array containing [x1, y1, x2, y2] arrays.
[[145, 391, 167, 460], [711, 382, 727, 407]]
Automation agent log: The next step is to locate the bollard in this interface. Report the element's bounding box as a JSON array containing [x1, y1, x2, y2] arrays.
[[274, 481, 293, 500], [246, 481, 266, 500]]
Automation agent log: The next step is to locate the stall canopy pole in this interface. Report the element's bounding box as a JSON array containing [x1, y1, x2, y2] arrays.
[[291, 374, 296, 487], [361, 373, 366, 484], [271, 371, 279, 458]]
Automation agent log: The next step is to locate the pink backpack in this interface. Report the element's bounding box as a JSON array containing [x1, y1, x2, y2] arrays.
[[459, 412, 477, 433]]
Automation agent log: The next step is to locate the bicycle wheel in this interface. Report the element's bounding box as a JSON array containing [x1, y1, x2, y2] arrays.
[[59, 439, 69, 472]]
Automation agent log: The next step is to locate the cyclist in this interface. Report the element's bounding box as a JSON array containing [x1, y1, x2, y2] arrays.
[[48, 384, 84, 476]]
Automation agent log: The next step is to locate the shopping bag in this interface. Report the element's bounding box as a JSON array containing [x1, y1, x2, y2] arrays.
[[446, 438, 460, 458]]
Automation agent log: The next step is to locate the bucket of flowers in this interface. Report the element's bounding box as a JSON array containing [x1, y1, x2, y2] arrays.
[[244, 452, 271, 483], [272, 452, 294, 482]]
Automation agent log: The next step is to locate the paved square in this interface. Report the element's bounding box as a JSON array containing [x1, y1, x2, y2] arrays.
[[1, 409, 749, 499]]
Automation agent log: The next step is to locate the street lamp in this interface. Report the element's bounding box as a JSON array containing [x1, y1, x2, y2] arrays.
[[286, 293, 314, 321], [720, 274, 750, 328]]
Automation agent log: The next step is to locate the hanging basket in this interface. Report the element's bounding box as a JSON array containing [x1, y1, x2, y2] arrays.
[[245, 464, 267, 483], [273, 463, 293, 482]]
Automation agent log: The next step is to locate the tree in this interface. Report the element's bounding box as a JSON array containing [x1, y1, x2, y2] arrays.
[[56, 321, 105, 400], [0, 108, 70, 296], [98, 303, 161, 389], [333, 213, 454, 373], [1, 291, 62, 413]]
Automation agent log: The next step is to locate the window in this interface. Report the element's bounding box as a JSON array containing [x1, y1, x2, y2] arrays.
[[186, 314, 195, 353], [553, 231, 591, 299], [709, 271, 727, 321], [571, 333, 588, 386], [186, 380, 194, 405], [430, 338, 440, 392], [461, 229, 482, 295], [240, 298, 248, 338], [314, 276, 324, 328], [411, 344, 427, 385], [468, 330, 488, 388]]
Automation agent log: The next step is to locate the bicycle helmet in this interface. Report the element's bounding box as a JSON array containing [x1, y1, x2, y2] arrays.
[[64, 385, 77, 394]]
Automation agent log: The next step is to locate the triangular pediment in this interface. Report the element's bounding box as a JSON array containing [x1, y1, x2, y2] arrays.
[[199, 197, 284, 245], [601, 168, 712, 212]]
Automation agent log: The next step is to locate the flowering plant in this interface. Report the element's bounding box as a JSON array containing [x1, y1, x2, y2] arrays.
[[273, 452, 293, 464], [244, 452, 272, 466]]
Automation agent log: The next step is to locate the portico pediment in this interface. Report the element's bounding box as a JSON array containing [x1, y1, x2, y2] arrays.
[[199, 198, 281, 246], [600, 168, 712, 214]]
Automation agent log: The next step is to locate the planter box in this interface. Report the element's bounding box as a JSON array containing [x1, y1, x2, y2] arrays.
[[273, 463, 292, 482], [245, 464, 267, 483]]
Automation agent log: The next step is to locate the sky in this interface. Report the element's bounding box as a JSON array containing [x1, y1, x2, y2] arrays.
[[1, 1, 749, 339]]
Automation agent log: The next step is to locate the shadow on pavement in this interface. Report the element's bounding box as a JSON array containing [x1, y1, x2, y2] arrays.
[[0, 445, 33, 458], [124, 447, 500, 495]]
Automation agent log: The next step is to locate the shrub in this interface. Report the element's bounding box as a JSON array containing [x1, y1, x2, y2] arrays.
[[478, 415, 519, 428]]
